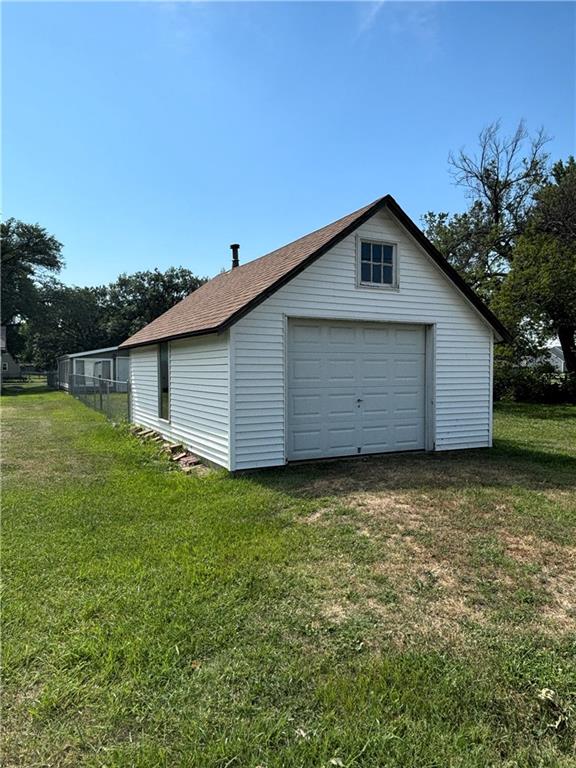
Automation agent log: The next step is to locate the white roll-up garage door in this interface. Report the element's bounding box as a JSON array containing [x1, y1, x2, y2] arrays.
[[287, 319, 426, 460]]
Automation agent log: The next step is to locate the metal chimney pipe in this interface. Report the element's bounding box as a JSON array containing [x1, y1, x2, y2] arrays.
[[230, 243, 240, 269]]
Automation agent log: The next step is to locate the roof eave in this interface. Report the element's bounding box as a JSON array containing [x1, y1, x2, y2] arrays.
[[118, 324, 226, 350]]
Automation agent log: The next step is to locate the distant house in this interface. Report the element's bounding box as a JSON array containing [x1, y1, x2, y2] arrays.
[[547, 346, 566, 373], [1, 326, 21, 380], [525, 345, 567, 373], [58, 346, 130, 390], [1, 351, 21, 379], [119, 195, 509, 471]]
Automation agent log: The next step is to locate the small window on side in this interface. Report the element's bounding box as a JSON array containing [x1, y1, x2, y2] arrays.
[[358, 240, 397, 287], [2, 362, 8, 372], [158, 342, 170, 421]]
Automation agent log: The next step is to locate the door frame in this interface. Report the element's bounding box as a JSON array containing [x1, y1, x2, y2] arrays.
[[283, 314, 437, 462]]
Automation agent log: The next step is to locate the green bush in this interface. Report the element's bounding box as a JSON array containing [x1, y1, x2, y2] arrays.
[[494, 360, 576, 403]]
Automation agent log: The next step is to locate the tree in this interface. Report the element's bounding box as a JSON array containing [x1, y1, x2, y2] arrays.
[[22, 280, 109, 369], [103, 267, 206, 345], [497, 157, 576, 374], [422, 203, 502, 300], [17, 266, 206, 369], [533, 156, 576, 244], [1, 219, 64, 356], [423, 121, 549, 301]]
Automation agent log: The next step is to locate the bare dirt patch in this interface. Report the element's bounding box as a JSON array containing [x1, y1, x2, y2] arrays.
[[299, 485, 576, 642], [500, 532, 576, 633]]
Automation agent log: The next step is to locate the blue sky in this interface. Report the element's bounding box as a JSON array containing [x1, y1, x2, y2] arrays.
[[3, 1, 574, 286]]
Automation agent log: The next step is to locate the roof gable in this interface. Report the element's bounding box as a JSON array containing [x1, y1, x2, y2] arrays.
[[120, 195, 509, 349]]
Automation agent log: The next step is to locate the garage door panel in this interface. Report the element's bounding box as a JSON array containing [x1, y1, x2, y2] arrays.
[[394, 423, 424, 448], [361, 391, 391, 416], [327, 357, 357, 382], [360, 358, 391, 382], [290, 392, 358, 424], [291, 428, 322, 455], [326, 392, 357, 417], [292, 393, 322, 417], [394, 359, 425, 383], [288, 320, 426, 460], [391, 390, 423, 411], [328, 325, 356, 345], [291, 324, 322, 346], [395, 327, 426, 352], [360, 424, 392, 451], [291, 358, 324, 383], [327, 425, 357, 451], [362, 326, 392, 345]]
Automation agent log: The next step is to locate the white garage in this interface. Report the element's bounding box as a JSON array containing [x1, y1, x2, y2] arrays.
[[120, 194, 509, 471], [287, 319, 427, 460]]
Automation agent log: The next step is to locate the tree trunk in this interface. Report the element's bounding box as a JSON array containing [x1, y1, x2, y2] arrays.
[[558, 325, 576, 375]]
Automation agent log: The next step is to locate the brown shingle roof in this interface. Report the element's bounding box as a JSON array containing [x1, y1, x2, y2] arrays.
[[119, 195, 510, 348]]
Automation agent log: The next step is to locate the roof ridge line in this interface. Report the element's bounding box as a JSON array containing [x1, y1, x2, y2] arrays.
[[222, 194, 389, 274]]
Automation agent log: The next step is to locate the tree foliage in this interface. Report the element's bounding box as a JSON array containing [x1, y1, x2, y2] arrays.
[[1, 219, 64, 356], [423, 121, 549, 300], [22, 280, 109, 369], [103, 268, 206, 346], [497, 157, 576, 375], [2, 218, 207, 367], [19, 267, 207, 368], [422, 203, 503, 300]]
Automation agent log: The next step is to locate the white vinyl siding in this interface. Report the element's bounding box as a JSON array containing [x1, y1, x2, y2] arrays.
[[231, 208, 493, 470], [130, 332, 230, 468]]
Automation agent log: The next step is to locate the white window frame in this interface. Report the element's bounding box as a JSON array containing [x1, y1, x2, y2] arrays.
[[356, 235, 399, 290]]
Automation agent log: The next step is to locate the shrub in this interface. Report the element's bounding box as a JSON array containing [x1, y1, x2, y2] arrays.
[[494, 360, 576, 404]]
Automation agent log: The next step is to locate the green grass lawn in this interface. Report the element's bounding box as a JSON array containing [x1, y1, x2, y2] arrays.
[[3, 389, 576, 767]]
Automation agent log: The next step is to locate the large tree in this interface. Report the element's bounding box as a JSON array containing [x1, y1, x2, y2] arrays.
[[22, 280, 109, 369], [103, 267, 206, 345], [497, 157, 576, 374], [423, 121, 549, 301], [18, 266, 206, 369], [1, 219, 64, 356]]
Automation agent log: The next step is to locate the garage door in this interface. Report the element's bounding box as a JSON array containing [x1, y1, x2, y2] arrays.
[[287, 319, 426, 460]]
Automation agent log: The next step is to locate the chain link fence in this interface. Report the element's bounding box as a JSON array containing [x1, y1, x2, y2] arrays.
[[68, 374, 130, 422]]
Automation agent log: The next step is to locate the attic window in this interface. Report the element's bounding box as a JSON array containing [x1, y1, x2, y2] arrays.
[[358, 239, 397, 287]]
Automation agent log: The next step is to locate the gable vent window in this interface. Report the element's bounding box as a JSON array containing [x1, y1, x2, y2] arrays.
[[158, 342, 170, 421], [358, 240, 397, 287]]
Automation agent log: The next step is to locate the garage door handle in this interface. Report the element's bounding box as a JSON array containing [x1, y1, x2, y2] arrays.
[[357, 398, 363, 402]]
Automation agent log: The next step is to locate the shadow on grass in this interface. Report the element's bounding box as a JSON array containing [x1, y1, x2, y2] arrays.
[[1, 385, 56, 397], [495, 401, 576, 419], [246, 441, 576, 497]]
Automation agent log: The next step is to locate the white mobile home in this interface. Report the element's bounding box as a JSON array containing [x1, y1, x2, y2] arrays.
[[120, 195, 509, 471], [58, 346, 130, 390]]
